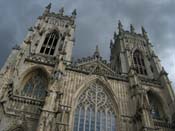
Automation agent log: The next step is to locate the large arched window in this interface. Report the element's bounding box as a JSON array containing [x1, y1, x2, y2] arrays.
[[147, 92, 165, 120], [40, 31, 59, 55], [133, 50, 147, 75], [21, 69, 48, 100], [73, 83, 117, 131]]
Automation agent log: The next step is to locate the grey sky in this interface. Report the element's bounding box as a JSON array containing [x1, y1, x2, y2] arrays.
[[0, 0, 175, 89]]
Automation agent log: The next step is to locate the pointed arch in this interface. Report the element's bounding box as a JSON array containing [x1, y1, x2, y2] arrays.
[[40, 28, 60, 55], [147, 89, 170, 120], [19, 66, 49, 100], [70, 76, 121, 131], [133, 49, 147, 75]]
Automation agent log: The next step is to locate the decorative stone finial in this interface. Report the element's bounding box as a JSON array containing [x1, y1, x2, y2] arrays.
[[118, 20, 123, 33], [72, 9, 77, 17], [28, 27, 34, 32], [113, 32, 117, 39], [161, 67, 168, 76], [141, 26, 148, 39], [110, 40, 113, 48], [130, 24, 135, 33], [93, 45, 100, 58], [59, 7, 64, 15], [43, 3, 51, 15], [46, 3, 51, 10]]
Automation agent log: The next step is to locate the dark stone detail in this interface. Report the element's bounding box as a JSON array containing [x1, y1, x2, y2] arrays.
[[50, 70, 64, 81], [25, 54, 56, 66], [141, 126, 159, 130], [45, 12, 75, 23], [12, 45, 21, 50], [139, 76, 161, 86], [153, 119, 175, 129]]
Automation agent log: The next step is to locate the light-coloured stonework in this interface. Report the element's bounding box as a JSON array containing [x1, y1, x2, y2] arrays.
[[0, 3, 175, 131]]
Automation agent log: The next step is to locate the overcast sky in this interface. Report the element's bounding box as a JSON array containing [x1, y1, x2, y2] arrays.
[[0, 0, 175, 89]]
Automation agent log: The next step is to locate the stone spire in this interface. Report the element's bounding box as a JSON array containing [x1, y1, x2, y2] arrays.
[[93, 45, 100, 58], [130, 24, 135, 33], [59, 7, 64, 15]]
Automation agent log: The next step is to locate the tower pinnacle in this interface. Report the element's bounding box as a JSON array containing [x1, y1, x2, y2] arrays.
[[43, 3, 51, 15], [59, 7, 64, 15], [141, 26, 148, 40], [46, 3, 51, 10], [72, 9, 77, 18], [93, 45, 100, 58], [130, 24, 135, 33], [118, 20, 123, 33]]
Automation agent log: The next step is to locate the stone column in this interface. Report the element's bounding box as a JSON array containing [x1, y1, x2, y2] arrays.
[[125, 48, 154, 131], [37, 89, 62, 131]]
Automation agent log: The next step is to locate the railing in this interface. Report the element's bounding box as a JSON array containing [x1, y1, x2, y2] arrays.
[[153, 119, 175, 130]]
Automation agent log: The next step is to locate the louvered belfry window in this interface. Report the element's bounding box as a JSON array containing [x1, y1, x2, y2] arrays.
[[133, 50, 147, 75], [73, 83, 117, 131], [40, 31, 59, 55]]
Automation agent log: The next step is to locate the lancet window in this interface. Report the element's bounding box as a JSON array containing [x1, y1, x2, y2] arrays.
[[40, 31, 59, 55], [133, 50, 147, 75], [21, 70, 47, 100], [73, 83, 117, 131]]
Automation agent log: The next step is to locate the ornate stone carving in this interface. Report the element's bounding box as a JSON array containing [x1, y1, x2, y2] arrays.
[[25, 54, 56, 66]]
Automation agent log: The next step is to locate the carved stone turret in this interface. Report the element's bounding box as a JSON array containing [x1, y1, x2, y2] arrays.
[[118, 20, 123, 34], [113, 31, 117, 40], [110, 40, 113, 49], [93, 45, 100, 59], [141, 26, 148, 40], [59, 7, 64, 15], [130, 24, 135, 33]]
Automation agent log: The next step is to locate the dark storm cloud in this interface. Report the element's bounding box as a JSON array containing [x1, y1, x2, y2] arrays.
[[0, 0, 175, 89], [0, 0, 43, 66]]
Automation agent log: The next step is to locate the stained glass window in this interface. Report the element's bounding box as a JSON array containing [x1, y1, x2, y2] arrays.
[[133, 50, 147, 75], [21, 70, 47, 100], [148, 92, 163, 119], [73, 83, 117, 131]]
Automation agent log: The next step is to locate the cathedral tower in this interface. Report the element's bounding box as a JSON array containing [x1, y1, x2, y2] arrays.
[[0, 4, 76, 131], [110, 21, 175, 131]]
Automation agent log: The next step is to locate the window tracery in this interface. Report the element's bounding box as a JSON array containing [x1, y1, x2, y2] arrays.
[[40, 31, 59, 55], [148, 92, 164, 120], [73, 83, 117, 131], [21, 70, 47, 100], [133, 50, 147, 75]]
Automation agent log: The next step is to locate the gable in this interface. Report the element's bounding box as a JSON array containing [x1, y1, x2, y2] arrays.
[[74, 60, 116, 76]]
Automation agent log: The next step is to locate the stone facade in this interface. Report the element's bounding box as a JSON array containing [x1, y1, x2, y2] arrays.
[[0, 3, 175, 131]]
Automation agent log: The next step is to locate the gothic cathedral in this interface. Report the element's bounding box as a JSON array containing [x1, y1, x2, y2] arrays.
[[0, 3, 175, 131]]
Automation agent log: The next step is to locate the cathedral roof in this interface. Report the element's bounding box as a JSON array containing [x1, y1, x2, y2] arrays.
[[66, 46, 128, 81]]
